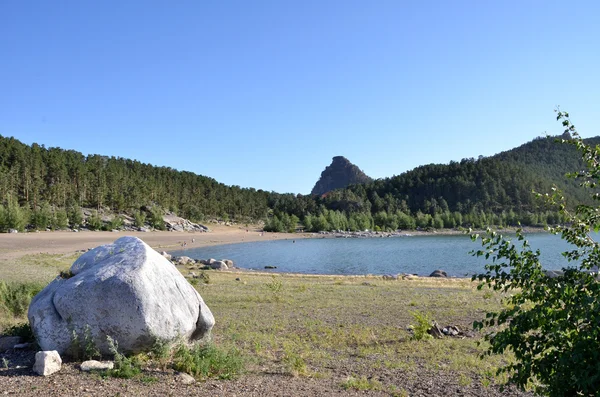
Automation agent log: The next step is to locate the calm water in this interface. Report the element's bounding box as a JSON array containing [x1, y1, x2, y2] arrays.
[[170, 233, 577, 277]]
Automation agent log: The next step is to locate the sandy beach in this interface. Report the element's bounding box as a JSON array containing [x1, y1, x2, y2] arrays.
[[0, 224, 306, 261]]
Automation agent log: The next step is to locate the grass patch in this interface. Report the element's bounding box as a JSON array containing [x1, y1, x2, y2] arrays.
[[0, 280, 44, 331], [341, 375, 382, 391], [0, 255, 516, 392], [172, 343, 245, 380]]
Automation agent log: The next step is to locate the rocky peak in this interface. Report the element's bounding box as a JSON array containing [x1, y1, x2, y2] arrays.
[[310, 156, 373, 196]]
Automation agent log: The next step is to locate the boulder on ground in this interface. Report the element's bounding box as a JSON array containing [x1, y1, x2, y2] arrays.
[[174, 256, 194, 265], [28, 236, 215, 356], [0, 336, 22, 351], [429, 269, 447, 278], [33, 350, 62, 376], [223, 259, 234, 267], [176, 371, 196, 384], [210, 260, 228, 270]]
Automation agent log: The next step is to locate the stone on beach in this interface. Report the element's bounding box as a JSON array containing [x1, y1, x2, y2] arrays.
[[80, 360, 114, 372], [28, 236, 215, 356], [210, 260, 228, 270], [429, 269, 448, 278], [33, 350, 62, 376]]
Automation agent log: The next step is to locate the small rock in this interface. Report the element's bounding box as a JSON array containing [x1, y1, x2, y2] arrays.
[[427, 321, 444, 339], [0, 336, 22, 351], [80, 360, 114, 372], [33, 351, 62, 376], [382, 274, 398, 280], [264, 265, 277, 269], [442, 326, 460, 336], [235, 278, 241, 281], [223, 259, 234, 267], [429, 269, 448, 278], [13, 343, 32, 350], [8, 229, 18, 234], [175, 372, 196, 385], [160, 251, 172, 261]]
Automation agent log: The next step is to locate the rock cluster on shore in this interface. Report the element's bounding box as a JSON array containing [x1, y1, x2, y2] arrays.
[[317, 230, 413, 238], [167, 252, 235, 272]]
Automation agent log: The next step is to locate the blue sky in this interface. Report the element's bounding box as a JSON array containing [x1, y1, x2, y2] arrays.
[[1, 1, 599, 194]]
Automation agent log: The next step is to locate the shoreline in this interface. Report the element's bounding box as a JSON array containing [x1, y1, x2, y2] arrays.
[[0, 225, 548, 282]]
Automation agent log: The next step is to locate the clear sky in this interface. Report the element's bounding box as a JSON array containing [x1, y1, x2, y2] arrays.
[[1, 1, 599, 194]]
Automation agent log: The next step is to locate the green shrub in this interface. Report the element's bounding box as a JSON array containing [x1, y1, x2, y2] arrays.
[[265, 276, 283, 294], [68, 324, 101, 360], [87, 210, 103, 230], [0, 281, 43, 319], [3, 322, 35, 342], [149, 207, 165, 230], [105, 336, 142, 379], [472, 111, 600, 396], [132, 210, 146, 228], [172, 343, 244, 380], [68, 205, 83, 229], [108, 215, 123, 230], [409, 310, 433, 341], [53, 208, 69, 229]]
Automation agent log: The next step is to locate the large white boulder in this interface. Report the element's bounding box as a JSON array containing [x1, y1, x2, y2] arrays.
[[28, 236, 215, 356]]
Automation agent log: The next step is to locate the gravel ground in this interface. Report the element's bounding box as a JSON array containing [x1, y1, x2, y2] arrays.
[[0, 349, 533, 397]]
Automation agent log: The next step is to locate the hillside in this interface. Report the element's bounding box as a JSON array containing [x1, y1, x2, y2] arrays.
[[0, 135, 274, 224], [0, 133, 598, 232], [310, 156, 373, 196], [311, 134, 600, 230]]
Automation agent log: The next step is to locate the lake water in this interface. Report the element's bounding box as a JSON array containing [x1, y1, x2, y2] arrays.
[[169, 233, 577, 277]]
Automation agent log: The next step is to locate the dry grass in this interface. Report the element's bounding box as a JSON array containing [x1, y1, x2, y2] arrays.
[[0, 253, 516, 393], [197, 271, 513, 389]]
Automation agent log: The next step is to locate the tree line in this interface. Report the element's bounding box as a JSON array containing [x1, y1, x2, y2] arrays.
[[0, 133, 594, 232]]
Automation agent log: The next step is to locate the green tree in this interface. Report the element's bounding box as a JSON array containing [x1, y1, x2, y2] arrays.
[[87, 210, 103, 230], [472, 111, 600, 396], [149, 207, 165, 230], [53, 208, 69, 229], [132, 210, 146, 228], [30, 202, 52, 230], [5, 200, 28, 231]]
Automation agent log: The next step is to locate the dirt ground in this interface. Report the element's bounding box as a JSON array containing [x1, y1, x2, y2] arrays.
[[0, 224, 304, 262], [0, 227, 534, 396]]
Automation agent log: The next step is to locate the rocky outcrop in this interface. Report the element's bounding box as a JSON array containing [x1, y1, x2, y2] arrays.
[[28, 236, 215, 356], [311, 156, 373, 196], [163, 214, 209, 232]]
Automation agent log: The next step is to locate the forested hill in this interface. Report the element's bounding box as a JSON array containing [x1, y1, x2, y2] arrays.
[[302, 134, 600, 231], [0, 133, 598, 233], [311, 156, 373, 196], [0, 135, 275, 222]]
